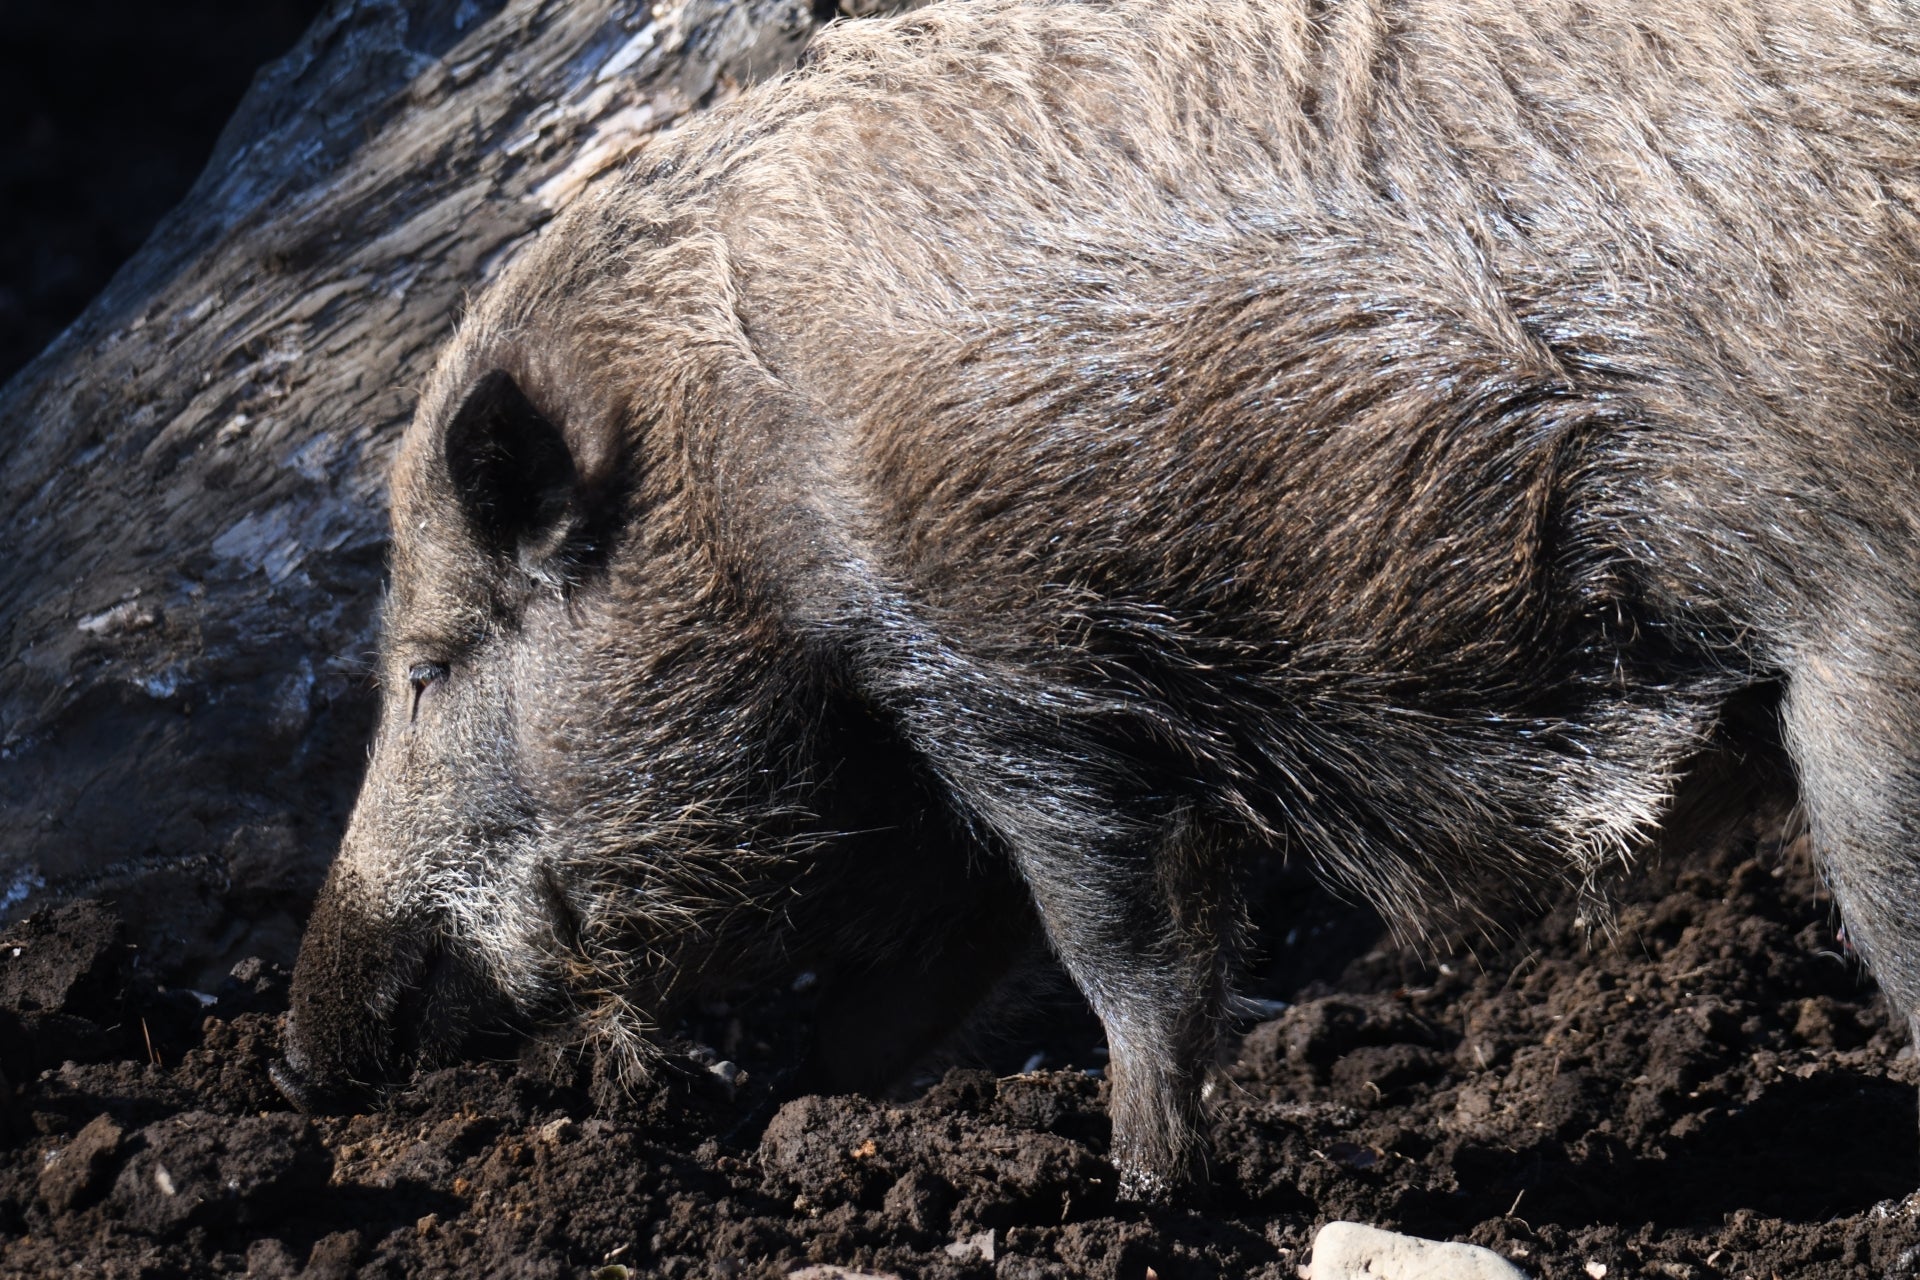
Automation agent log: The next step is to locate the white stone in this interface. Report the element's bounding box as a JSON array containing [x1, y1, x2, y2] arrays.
[[945, 1230, 996, 1263], [1308, 1221, 1529, 1279]]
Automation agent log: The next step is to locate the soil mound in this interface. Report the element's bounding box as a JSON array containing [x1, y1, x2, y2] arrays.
[[5, 804, 1919, 1278]]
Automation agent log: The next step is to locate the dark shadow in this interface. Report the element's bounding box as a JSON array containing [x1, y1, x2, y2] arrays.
[[0, 0, 326, 381], [1645, 1070, 1918, 1223], [1399, 1070, 1917, 1235]]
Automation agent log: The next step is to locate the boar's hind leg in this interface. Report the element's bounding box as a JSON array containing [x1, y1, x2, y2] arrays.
[[1781, 642, 1920, 1043]]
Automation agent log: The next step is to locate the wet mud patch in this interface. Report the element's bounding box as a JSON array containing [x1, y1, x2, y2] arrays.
[[6, 802, 1920, 1278]]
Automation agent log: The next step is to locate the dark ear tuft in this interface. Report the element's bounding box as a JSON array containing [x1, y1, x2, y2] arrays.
[[444, 370, 577, 555]]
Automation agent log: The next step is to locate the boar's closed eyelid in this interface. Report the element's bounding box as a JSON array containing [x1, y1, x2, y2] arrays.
[[408, 662, 449, 722]]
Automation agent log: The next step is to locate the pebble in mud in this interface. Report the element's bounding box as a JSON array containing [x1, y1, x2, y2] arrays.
[[1307, 1221, 1529, 1279]]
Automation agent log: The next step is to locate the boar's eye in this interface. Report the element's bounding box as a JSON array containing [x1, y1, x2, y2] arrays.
[[408, 662, 449, 723]]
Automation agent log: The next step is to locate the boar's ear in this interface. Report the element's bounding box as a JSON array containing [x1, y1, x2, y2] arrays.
[[443, 370, 578, 559]]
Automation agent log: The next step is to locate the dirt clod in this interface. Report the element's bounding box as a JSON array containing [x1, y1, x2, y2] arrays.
[[107, 1111, 331, 1234], [35, 1112, 123, 1216], [0, 900, 124, 1012]]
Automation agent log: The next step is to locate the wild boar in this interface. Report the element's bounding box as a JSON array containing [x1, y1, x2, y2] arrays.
[[276, 0, 1920, 1198]]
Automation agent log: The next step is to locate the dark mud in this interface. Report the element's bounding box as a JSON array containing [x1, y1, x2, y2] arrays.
[[6, 801, 1920, 1279]]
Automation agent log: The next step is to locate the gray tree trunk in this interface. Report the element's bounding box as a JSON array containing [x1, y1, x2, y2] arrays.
[[0, 0, 877, 985]]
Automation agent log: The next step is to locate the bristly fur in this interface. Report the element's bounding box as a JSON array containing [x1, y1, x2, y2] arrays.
[[286, 0, 1920, 1198]]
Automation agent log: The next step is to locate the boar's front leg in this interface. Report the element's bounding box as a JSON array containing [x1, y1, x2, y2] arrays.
[[1013, 809, 1236, 1205], [916, 712, 1239, 1199], [1016, 816, 1241, 1201]]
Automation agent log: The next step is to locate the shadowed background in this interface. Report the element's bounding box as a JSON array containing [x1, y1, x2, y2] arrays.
[[0, 0, 327, 384]]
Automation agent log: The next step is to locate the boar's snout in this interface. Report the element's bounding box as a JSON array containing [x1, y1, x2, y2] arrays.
[[275, 870, 512, 1111]]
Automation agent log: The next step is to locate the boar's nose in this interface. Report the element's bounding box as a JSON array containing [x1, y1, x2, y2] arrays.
[[274, 876, 512, 1111]]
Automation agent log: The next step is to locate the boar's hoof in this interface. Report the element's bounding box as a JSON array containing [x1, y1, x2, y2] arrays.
[[269, 1014, 380, 1114], [1115, 1155, 1216, 1205], [268, 1056, 319, 1114]]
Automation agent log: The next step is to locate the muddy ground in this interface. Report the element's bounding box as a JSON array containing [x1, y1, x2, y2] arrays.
[[5, 796, 1920, 1279]]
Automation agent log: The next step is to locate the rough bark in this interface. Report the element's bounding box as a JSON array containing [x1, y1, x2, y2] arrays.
[[0, 0, 866, 982]]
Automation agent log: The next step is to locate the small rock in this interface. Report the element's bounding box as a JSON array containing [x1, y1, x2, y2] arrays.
[[945, 1229, 996, 1263], [787, 1269, 903, 1280], [708, 1058, 743, 1098], [1308, 1222, 1528, 1279]]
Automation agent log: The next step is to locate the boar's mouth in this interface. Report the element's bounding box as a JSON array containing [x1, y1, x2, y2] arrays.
[[274, 878, 521, 1112]]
